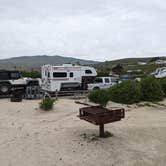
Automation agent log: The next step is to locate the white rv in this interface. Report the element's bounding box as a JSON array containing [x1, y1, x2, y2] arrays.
[[153, 67, 166, 78], [41, 64, 97, 92]]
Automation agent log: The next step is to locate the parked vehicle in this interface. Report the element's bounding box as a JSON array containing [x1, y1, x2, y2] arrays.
[[155, 60, 166, 64], [0, 70, 40, 95], [41, 64, 97, 92], [88, 77, 118, 90], [152, 67, 166, 78]]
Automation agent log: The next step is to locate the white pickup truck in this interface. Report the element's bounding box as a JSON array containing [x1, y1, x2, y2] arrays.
[[88, 77, 118, 90]]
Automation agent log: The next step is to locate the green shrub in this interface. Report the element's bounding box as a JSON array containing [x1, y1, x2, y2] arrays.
[[140, 77, 164, 101], [88, 89, 110, 107], [40, 97, 55, 110], [21, 70, 41, 78], [109, 80, 141, 104], [159, 77, 166, 97]]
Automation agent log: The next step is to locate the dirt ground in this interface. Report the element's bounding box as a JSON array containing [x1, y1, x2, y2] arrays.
[[0, 98, 166, 166]]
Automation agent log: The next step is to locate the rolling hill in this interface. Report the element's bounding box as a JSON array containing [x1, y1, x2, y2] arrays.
[[94, 56, 166, 75], [94, 57, 166, 68], [0, 55, 99, 70], [1, 55, 166, 74]]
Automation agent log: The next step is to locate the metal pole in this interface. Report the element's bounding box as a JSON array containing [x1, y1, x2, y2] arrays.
[[55, 90, 58, 100], [99, 124, 104, 137]]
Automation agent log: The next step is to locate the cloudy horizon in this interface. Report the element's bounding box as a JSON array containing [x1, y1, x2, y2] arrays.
[[0, 0, 166, 61]]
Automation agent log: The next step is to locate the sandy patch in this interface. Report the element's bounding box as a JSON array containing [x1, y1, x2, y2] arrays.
[[0, 98, 165, 166]]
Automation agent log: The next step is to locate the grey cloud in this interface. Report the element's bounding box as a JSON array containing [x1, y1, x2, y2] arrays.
[[0, 0, 166, 61]]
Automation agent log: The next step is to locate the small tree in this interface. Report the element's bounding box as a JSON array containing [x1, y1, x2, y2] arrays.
[[140, 77, 164, 101], [97, 69, 110, 77], [149, 57, 160, 62], [88, 89, 110, 107], [109, 80, 141, 104], [21, 70, 41, 78], [112, 64, 124, 75], [159, 77, 166, 96], [40, 97, 55, 111]]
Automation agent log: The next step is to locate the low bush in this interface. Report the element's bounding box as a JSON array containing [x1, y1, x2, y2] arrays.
[[88, 89, 110, 107], [140, 77, 164, 101], [40, 97, 55, 111], [21, 70, 41, 78], [89, 77, 165, 105], [109, 80, 141, 104], [159, 77, 166, 97]]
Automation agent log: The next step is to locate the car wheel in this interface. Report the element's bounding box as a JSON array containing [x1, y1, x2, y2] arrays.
[[0, 83, 11, 95]]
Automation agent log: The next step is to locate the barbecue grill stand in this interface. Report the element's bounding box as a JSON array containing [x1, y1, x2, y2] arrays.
[[99, 124, 104, 137], [78, 106, 125, 138]]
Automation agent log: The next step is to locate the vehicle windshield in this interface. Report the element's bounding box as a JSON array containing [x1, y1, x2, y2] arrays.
[[94, 78, 103, 83]]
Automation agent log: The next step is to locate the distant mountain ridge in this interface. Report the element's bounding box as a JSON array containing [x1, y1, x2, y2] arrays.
[[0, 55, 99, 70], [94, 56, 166, 68], [1, 55, 166, 71]]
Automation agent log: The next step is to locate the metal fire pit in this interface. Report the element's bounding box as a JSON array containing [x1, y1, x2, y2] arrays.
[[78, 106, 125, 137]]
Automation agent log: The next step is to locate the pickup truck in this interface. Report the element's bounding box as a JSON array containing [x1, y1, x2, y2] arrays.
[[88, 77, 118, 90]]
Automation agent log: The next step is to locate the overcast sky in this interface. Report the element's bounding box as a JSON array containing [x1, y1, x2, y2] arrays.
[[0, 0, 166, 61]]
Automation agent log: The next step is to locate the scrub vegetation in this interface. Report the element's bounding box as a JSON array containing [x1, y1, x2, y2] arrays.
[[89, 77, 165, 105], [40, 97, 55, 111]]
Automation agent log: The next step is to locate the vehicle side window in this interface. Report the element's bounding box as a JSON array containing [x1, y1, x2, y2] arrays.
[[105, 78, 110, 83], [70, 72, 74, 77], [111, 78, 118, 83], [0, 72, 9, 80], [53, 72, 67, 77], [10, 72, 20, 79], [94, 78, 103, 83], [85, 70, 92, 74]]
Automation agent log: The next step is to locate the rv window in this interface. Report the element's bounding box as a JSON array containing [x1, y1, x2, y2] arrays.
[[53, 72, 67, 77], [10, 72, 20, 79], [85, 70, 92, 74], [70, 72, 73, 77], [0, 72, 9, 80]]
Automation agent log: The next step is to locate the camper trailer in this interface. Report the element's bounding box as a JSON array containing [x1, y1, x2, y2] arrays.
[[153, 67, 166, 78], [41, 64, 97, 92]]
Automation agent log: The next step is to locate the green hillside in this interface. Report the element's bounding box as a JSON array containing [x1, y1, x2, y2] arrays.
[[94, 56, 166, 76]]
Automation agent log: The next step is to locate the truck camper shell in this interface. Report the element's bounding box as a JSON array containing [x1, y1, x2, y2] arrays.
[[41, 64, 97, 92]]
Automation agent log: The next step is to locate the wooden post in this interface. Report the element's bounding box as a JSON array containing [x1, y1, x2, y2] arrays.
[[99, 124, 104, 137]]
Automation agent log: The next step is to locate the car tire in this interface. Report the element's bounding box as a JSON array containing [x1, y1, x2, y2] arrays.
[[0, 83, 11, 95]]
